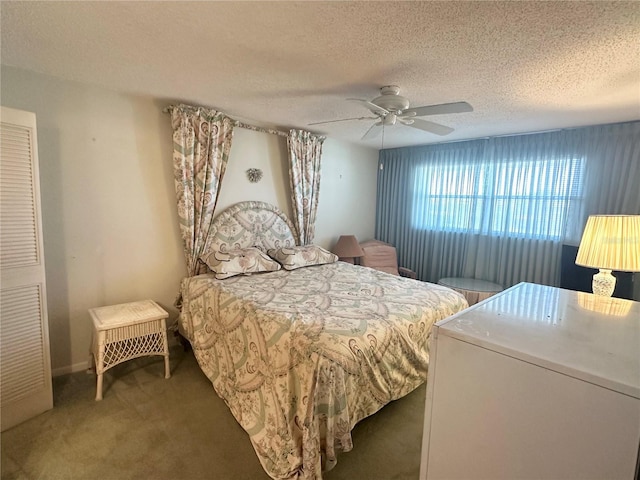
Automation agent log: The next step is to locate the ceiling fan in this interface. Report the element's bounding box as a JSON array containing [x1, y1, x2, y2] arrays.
[[309, 85, 473, 139]]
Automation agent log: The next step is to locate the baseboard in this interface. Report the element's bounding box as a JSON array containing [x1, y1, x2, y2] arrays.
[[52, 361, 90, 377]]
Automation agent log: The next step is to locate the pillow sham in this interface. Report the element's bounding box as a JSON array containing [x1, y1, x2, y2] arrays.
[[267, 245, 338, 270], [201, 247, 281, 280]]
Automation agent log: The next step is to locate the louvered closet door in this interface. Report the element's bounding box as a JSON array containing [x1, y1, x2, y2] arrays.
[[0, 106, 52, 431]]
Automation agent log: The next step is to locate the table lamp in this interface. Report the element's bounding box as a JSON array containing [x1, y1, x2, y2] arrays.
[[332, 235, 365, 264], [575, 215, 640, 296]]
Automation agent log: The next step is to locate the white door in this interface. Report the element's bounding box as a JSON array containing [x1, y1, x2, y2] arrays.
[[0, 106, 53, 431]]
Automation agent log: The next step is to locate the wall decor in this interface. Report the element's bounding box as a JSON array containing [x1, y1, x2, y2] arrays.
[[246, 168, 263, 183]]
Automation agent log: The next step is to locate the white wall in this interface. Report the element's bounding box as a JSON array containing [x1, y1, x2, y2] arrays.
[[217, 128, 379, 250], [314, 140, 379, 248], [1, 66, 378, 374]]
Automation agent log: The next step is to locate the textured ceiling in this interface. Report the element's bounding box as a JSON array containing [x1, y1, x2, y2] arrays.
[[2, 1, 639, 149]]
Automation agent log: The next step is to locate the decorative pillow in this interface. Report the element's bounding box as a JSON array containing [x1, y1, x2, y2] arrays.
[[267, 245, 338, 270], [201, 247, 281, 279]]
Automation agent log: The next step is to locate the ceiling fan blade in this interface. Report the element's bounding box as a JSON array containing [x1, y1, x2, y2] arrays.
[[362, 122, 383, 140], [308, 116, 377, 126], [408, 118, 454, 136], [347, 98, 389, 116], [403, 101, 473, 117]]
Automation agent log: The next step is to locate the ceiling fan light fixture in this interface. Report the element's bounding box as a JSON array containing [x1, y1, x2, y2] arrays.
[[383, 114, 397, 126]]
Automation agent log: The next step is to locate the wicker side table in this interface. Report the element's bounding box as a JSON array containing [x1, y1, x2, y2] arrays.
[[89, 299, 170, 401]]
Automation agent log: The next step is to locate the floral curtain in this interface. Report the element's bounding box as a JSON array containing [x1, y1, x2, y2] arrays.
[[170, 104, 234, 276], [287, 129, 325, 245]]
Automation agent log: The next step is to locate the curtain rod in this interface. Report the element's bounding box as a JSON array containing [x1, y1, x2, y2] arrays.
[[381, 127, 566, 150], [233, 120, 288, 137], [162, 105, 289, 137], [381, 120, 638, 150]]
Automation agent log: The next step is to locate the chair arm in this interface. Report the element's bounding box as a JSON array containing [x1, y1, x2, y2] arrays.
[[399, 267, 417, 280]]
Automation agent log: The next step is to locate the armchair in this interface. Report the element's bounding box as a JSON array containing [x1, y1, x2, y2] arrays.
[[359, 239, 417, 279]]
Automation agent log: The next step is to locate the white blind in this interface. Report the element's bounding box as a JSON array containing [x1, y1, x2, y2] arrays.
[[1, 123, 39, 268]]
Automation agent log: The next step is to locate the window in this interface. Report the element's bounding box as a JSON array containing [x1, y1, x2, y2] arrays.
[[412, 157, 585, 240]]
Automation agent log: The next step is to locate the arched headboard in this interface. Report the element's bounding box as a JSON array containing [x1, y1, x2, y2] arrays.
[[206, 201, 298, 254]]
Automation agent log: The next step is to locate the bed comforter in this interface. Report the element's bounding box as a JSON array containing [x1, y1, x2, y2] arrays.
[[179, 262, 467, 479]]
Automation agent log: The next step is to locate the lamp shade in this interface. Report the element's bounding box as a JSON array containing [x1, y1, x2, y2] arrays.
[[332, 235, 365, 259], [575, 215, 640, 272]]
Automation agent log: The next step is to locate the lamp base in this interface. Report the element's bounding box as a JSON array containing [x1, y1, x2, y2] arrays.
[[592, 269, 616, 297]]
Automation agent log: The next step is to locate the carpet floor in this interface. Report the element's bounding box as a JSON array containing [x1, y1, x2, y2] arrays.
[[1, 345, 426, 480]]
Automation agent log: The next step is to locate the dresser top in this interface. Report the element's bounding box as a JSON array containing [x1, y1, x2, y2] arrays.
[[89, 299, 168, 330], [436, 283, 640, 398]]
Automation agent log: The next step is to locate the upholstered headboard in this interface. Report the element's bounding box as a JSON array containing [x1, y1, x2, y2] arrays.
[[206, 201, 298, 253]]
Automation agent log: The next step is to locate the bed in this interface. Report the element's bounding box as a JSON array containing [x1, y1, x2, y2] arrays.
[[178, 201, 468, 480]]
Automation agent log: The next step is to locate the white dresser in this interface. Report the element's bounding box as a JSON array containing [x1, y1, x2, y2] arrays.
[[420, 282, 640, 480]]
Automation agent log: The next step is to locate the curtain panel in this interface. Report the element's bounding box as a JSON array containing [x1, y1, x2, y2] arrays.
[[287, 129, 325, 245], [376, 121, 640, 288], [170, 104, 234, 277]]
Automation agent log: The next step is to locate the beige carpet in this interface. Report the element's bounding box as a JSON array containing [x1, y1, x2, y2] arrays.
[[1, 345, 426, 480]]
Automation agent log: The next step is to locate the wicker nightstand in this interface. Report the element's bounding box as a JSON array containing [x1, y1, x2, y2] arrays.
[[89, 299, 170, 401]]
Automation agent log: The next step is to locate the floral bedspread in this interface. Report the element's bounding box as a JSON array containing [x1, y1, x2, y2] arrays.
[[179, 262, 468, 480]]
